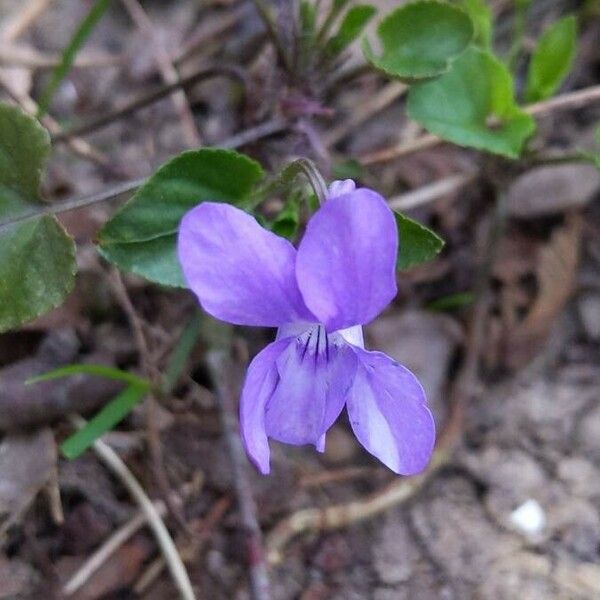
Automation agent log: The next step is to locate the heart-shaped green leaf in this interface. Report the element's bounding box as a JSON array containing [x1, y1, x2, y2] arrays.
[[363, 1, 474, 82], [407, 47, 536, 158], [98, 148, 264, 287], [395, 211, 444, 270], [525, 15, 577, 103], [0, 103, 76, 332]]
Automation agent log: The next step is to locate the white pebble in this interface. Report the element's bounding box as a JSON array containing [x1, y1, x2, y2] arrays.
[[510, 499, 546, 535]]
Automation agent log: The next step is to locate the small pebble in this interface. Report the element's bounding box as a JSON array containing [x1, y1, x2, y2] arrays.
[[510, 499, 546, 535]]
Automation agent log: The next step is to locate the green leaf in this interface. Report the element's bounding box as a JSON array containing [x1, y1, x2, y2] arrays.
[[0, 108, 49, 211], [525, 15, 577, 103], [0, 103, 77, 332], [99, 236, 185, 287], [98, 148, 264, 287], [37, 0, 111, 117], [325, 5, 376, 59], [363, 1, 474, 82], [394, 211, 444, 270], [459, 0, 492, 48], [27, 363, 151, 389], [61, 384, 147, 459], [267, 198, 301, 239], [0, 216, 76, 331], [408, 46, 536, 158]]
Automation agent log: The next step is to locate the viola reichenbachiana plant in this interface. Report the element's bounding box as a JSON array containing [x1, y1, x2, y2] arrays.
[[0, 0, 591, 468], [178, 180, 435, 474]]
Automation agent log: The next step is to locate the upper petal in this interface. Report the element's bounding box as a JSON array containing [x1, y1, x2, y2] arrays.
[[295, 189, 398, 332], [345, 347, 435, 475], [178, 202, 312, 327], [239, 338, 290, 474], [328, 179, 356, 198]]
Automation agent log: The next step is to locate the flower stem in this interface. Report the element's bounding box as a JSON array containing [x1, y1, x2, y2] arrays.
[[295, 158, 328, 204]]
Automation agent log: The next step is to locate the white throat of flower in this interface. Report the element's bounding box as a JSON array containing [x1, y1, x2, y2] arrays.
[[276, 322, 364, 349]]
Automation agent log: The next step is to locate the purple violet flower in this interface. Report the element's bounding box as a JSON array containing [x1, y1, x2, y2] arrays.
[[177, 180, 435, 475]]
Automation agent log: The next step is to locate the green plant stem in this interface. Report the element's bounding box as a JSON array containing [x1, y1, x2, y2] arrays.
[[249, 158, 328, 211]]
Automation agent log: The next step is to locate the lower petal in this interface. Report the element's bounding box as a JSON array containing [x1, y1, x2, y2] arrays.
[[346, 347, 435, 475], [239, 339, 290, 474], [264, 326, 357, 449]]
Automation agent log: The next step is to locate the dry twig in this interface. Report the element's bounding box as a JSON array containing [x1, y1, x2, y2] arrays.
[[0, 45, 121, 69], [52, 65, 246, 143], [0, 0, 53, 42], [107, 270, 189, 534], [359, 133, 441, 165], [134, 496, 232, 595], [63, 477, 202, 596], [72, 416, 196, 600], [120, 0, 202, 147], [325, 82, 406, 147], [63, 500, 169, 595], [389, 173, 476, 212], [175, 4, 252, 66]]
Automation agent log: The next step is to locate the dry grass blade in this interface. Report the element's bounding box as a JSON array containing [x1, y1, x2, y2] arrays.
[[0, 45, 121, 69], [0, 0, 53, 42], [389, 173, 475, 212], [72, 416, 196, 600], [325, 82, 406, 147]]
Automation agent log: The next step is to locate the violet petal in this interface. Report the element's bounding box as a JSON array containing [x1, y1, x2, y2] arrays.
[[264, 326, 357, 448], [328, 179, 356, 198], [239, 338, 290, 474], [178, 202, 313, 326], [295, 189, 398, 332], [345, 347, 435, 475]]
